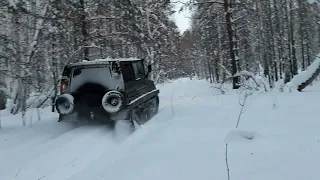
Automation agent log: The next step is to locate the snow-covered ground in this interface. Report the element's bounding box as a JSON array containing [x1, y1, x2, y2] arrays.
[[1, 78, 320, 180]]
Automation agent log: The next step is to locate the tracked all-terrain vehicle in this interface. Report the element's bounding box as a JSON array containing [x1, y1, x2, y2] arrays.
[[55, 58, 159, 127]]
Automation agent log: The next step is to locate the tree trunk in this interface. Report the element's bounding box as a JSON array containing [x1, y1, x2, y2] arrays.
[[267, 0, 278, 83], [298, 0, 306, 71], [80, 0, 89, 60], [273, 0, 283, 79], [289, 0, 298, 75], [223, 0, 240, 89]]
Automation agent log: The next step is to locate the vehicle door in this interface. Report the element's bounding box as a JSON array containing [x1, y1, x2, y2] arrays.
[[120, 60, 150, 104]]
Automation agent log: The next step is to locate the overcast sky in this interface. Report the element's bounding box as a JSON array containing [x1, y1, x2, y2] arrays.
[[172, 0, 191, 34]]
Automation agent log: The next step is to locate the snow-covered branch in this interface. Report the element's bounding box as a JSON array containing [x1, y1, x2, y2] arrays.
[[219, 71, 268, 92]]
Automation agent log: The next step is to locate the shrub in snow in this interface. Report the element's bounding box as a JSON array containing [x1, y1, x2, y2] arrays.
[[211, 84, 229, 95], [55, 94, 74, 115], [218, 70, 275, 127], [236, 71, 269, 92], [220, 70, 269, 94]]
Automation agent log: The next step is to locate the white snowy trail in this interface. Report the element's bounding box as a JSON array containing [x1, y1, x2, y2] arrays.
[[0, 79, 214, 180], [1, 78, 320, 180]]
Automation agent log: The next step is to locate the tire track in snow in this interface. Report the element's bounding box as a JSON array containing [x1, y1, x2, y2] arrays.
[[80, 94, 221, 179], [64, 106, 176, 180], [66, 92, 224, 179], [61, 93, 215, 180], [2, 84, 207, 180], [0, 124, 113, 180], [0, 121, 79, 152], [11, 125, 114, 180], [1, 101, 174, 180], [40, 127, 120, 180]]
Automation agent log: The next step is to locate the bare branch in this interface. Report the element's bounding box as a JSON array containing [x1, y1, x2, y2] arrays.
[[225, 143, 230, 180]]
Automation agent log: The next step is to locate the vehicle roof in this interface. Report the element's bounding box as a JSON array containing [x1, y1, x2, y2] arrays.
[[69, 57, 143, 67]]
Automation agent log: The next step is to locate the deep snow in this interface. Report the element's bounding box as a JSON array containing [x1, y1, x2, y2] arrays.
[[1, 78, 320, 180]]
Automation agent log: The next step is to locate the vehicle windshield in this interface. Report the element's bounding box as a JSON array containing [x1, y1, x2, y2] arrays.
[[70, 66, 112, 93]]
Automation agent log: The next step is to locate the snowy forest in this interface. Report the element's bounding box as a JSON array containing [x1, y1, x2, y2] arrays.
[[183, 0, 320, 89], [1, 0, 320, 120]]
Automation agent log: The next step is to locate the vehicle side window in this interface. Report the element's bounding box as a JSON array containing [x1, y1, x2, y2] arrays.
[[121, 62, 135, 82], [132, 61, 145, 80]]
